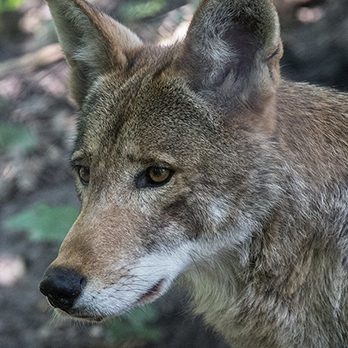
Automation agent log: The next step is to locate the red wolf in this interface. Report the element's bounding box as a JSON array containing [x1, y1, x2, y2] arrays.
[[40, 0, 348, 346]]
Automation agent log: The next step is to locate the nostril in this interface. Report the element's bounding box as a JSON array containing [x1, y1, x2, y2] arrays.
[[80, 276, 87, 288], [39, 267, 86, 311]]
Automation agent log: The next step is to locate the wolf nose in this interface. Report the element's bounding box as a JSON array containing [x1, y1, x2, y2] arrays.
[[39, 267, 86, 311]]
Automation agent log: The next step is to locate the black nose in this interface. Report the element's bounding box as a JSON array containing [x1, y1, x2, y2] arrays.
[[39, 267, 86, 312]]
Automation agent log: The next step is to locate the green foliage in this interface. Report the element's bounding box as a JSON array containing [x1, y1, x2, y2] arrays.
[[0, 0, 22, 12], [0, 122, 38, 154], [119, 0, 166, 21], [107, 305, 162, 343], [0, 96, 9, 109], [3, 203, 79, 241]]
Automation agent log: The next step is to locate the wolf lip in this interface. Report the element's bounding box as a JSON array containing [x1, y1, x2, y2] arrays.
[[55, 307, 104, 322], [71, 314, 103, 322], [138, 279, 165, 304]]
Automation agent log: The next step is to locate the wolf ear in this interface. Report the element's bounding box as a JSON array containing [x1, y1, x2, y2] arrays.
[[176, 0, 282, 113], [46, 0, 143, 106]]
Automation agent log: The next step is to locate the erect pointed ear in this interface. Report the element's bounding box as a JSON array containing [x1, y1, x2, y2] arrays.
[[175, 0, 282, 114], [46, 0, 143, 106]]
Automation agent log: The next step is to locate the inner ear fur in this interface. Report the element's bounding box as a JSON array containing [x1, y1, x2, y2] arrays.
[[46, 0, 143, 106], [174, 0, 283, 117]]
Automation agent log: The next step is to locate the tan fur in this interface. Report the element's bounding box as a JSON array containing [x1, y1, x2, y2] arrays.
[[42, 0, 348, 346]]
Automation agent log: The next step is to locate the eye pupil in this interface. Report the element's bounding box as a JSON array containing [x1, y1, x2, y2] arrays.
[[78, 166, 90, 185]]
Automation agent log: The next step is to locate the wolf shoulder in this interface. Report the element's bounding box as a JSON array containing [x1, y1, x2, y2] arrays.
[[275, 80, 348, 179]]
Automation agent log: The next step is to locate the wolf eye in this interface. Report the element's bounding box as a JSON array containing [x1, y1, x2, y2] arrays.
[[148, 167, 171, 184], [136, 166, 174, 188], [76, 166, 90, 186]]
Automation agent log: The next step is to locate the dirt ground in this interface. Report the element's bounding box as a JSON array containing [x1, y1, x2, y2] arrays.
[[0, 0, 347, 347]]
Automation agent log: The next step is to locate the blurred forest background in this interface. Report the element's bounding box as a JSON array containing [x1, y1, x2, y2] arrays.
[[0, 0, 347, 347]]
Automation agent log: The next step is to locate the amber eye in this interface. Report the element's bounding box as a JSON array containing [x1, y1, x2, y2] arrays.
[[147, 167, 171, 184], [136, 166, 174, 188], [77, 166, 90, 185]]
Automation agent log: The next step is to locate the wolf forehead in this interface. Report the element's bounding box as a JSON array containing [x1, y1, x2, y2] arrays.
[[74, 64, 220, 158]]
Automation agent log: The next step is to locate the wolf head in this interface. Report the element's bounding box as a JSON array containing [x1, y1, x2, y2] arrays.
[[40, 0, 283, 321]]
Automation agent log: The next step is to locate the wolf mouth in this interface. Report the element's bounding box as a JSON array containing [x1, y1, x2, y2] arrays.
[[70, 314, 104, 322], [52, 306, 104, 322], [137, 278, 165, 304]]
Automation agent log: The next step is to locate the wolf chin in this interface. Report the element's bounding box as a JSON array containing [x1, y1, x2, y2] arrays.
[[39, 0, 348, 347]]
